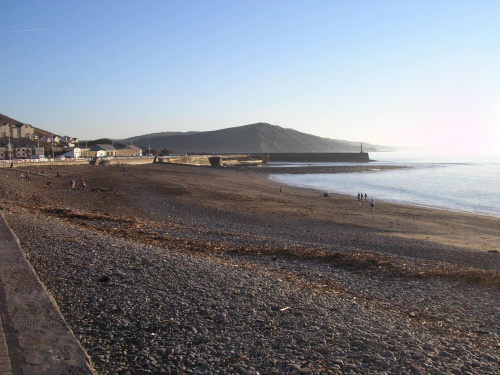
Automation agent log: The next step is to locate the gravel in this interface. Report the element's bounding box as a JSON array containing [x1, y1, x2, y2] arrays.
[[1, 164, 499, 374], [5, 211, 499, 375]]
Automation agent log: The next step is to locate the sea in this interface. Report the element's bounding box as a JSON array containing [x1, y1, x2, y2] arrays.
[[268, 151, 500, 218]]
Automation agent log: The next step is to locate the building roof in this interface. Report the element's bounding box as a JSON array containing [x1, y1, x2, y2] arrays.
[[0, 138, 38, 147], [0, 122, 33, 128], [89, 144, 118, 151], [123, 145, 142, 150]]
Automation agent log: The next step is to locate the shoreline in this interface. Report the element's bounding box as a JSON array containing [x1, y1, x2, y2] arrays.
[[259, 164, 500, 220], [268, 174, 500, 220], [1, 163, 499, 374]]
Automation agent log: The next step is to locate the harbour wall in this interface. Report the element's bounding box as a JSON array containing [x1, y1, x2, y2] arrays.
[[158, 155, 210, 166], [157, 153, 371, 166], [264, 152, 370, 163]]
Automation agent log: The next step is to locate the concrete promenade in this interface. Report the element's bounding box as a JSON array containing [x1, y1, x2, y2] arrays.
[[0, 212, 94, 374]]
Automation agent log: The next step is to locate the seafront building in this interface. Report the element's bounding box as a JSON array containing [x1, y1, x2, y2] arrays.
[[0, 122, 43, 160], [59, 147, 84, 159], [0, 138, 45, 160], [0, 122, 144, 160], [81, 144, 143, 158], [0, 122, 35, 139], [122, 144, 143, 157]]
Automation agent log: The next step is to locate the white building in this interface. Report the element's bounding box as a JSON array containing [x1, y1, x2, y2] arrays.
[[60, 147, 83, 158]]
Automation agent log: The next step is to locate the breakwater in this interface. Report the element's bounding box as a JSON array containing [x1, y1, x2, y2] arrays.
[[265, 152, 370, 162], [157, 153, 371, 166], [158, 155, 211, 166]]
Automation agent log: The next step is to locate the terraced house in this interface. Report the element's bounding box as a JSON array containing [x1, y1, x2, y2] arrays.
[[0, 122, 35, 139], [0, 139, 44, 160]]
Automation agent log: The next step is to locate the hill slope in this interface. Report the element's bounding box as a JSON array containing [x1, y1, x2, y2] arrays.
[[0, 113, 23, 125], [0, 112, 57, 137], [123, 123, 378, 153]]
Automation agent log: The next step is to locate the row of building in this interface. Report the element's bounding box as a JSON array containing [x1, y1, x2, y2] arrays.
[[63, 144, 143, 158], [0, 122, 144, 160], [1, 122, 78, 144], [0, 140, 143, 160], [0, 139, 43, 160], [0, 123, 35, 139]]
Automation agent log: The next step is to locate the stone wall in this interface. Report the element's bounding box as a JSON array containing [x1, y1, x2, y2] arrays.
[[266, 152, 370, 162]]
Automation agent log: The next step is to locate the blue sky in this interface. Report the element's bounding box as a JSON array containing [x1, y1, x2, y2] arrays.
[[1, 1, 499, 155]]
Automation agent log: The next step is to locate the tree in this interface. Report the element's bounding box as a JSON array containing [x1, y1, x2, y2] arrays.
[[161, 148, 176, 155]]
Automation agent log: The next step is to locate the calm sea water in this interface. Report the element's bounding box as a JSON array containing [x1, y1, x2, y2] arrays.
[[269, 151, 500, 218]]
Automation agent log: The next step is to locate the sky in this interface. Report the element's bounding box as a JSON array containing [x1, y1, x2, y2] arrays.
[[1, 0, 499, 156]]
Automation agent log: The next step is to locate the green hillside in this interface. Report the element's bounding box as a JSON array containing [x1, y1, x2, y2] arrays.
[[122, 122, 380, 153]]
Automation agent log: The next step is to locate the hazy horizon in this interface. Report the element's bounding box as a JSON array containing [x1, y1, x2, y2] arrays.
[[2, 1, 499, 157]]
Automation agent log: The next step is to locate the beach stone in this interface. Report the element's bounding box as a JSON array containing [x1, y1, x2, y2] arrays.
[[381, 350, 394, 358], [332, 359, 344, 366], [2, 163, 499, 375]]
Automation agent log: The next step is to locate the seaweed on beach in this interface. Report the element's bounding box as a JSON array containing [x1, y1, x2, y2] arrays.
[[37, 206, 500, 290]]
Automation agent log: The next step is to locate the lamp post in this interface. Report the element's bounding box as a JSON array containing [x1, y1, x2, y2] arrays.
[[8, 133, 12, 161]]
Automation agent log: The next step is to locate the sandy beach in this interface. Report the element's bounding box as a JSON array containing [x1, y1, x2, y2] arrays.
[[1, 162, 499, 374]]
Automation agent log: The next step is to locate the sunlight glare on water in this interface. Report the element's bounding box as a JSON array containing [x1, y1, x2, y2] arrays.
[[269, 152, 500, 217]]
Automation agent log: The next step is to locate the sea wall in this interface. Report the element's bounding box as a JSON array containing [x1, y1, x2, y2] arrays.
[[266, 152, 370, 163], [157, 155, 211, 166], [0, 157, 154, 168]]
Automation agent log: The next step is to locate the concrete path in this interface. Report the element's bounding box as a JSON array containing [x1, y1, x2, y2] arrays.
[[0, 212, 94, 374]]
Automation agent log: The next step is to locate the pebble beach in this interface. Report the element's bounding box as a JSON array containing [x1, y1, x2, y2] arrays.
[[1, 162, 499, 374]]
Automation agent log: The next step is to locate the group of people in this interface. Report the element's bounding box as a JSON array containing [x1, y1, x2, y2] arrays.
[[16, 169, 87, 191], [358, 192, 375, 210], [18, 172, 30, 182], [279, 186, 375, 209], [69, 177, 86, 190], [357, 192, 367, 201]]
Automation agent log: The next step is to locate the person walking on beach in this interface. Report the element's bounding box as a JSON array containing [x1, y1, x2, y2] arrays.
[[357, 192, 361, 202], [280, 186, 283, 195], [70, 179, 76, 189], [365, 193, 367, 200], [371, 198, 375, 210], [80, 177, 86, 191]]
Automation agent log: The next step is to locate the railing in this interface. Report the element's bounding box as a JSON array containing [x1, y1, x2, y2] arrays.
[[0, 158, 90, 167], [0, 156, 155, 167]]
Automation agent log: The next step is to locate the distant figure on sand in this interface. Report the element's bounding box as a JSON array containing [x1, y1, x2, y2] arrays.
[[70, 179, 76, 189], [365, 193, 367, 200], [80, 178, 86, 190], [280, 186, 283, 195], [371, 198, 375, 210], [357, 193, 361, 202]]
